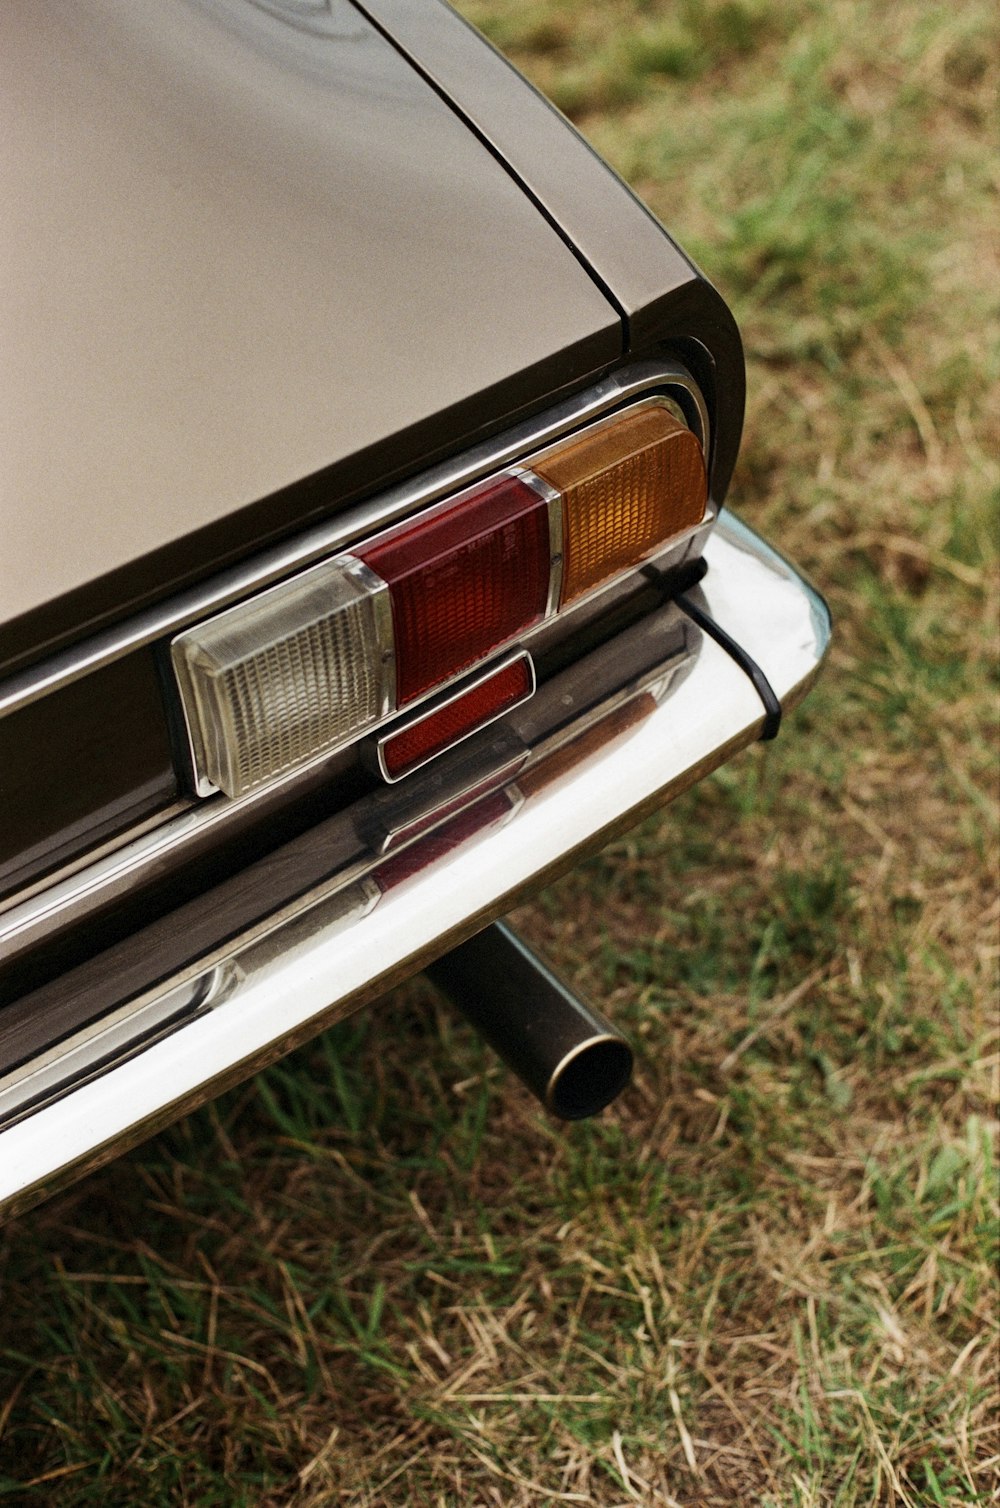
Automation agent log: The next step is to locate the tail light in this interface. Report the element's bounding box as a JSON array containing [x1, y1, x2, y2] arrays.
[[172, 396, 707, 797]]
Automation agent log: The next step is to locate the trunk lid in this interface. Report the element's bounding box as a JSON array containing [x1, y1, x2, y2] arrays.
[[0, 0, 620, 674]]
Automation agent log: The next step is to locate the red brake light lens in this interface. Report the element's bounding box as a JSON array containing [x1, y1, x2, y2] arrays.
[[358, 476, 550, 704]]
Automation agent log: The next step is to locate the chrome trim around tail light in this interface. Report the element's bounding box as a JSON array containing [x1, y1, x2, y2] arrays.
[[514, 468, 565, 617], [167, 394, 707, 801], [0, 361, 710, 721]]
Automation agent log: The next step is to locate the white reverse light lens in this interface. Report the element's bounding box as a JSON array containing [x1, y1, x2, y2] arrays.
[[171, 556, 393, 798]]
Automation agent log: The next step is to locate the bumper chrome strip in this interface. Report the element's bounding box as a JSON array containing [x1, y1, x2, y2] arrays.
[[0, 513, 829, 1221]]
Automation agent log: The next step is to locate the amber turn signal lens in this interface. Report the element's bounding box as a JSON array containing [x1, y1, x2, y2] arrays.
[[531, 402, 707, 606]]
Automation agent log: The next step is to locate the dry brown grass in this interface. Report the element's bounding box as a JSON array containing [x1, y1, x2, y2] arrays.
[[1, 0, 997, 1502]]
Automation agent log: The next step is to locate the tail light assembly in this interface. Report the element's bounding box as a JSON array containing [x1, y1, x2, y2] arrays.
[[172, 396, 707, 798]]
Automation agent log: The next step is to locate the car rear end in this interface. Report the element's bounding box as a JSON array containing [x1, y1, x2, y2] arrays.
[[0, 0, 829, 1219]]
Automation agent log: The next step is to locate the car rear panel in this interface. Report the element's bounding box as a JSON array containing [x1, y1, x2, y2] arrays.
[[0, 362, 714, 1001], [0, 510, 830, 1220]]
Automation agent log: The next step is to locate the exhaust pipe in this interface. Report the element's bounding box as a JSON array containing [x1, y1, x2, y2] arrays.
[[426, 921, 633, 1120]]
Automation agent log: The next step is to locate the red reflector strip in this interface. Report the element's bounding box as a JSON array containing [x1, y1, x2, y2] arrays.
[[515, 692, 658, 797], [358, 475, 550, 704], [378, 654, 535, 781]]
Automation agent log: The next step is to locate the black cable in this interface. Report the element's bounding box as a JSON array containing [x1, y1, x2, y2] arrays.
[[675, 588, 782, 741]]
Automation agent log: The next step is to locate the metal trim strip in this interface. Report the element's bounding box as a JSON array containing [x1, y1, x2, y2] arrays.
[[512, 468, 564, 618]]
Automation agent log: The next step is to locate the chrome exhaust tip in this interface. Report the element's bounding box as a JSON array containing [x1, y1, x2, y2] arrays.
[[426, 921, 633, 1121]]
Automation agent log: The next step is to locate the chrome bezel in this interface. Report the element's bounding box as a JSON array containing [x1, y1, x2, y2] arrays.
[[513, 468, 564, 617]]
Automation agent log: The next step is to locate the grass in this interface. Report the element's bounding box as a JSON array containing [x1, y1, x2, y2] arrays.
[[1, 0, 997, 1501]]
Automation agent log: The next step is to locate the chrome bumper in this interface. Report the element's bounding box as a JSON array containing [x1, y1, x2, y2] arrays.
[[0, 513, 830, 1220]]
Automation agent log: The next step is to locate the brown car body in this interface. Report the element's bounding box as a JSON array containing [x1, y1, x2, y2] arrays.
[[0, 0, 827, 1219]]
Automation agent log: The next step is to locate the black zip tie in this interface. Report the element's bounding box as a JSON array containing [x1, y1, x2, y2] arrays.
[[676, 589, 782, 741]]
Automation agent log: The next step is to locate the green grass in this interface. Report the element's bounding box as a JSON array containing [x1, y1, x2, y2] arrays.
[[1, 0, 997, 1501]]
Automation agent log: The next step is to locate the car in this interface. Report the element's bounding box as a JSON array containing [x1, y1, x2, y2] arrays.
[[0, 0, 830, 1220]]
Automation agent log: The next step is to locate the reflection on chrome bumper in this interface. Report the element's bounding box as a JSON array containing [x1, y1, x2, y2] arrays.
[[0, 513, 830, 1220]]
